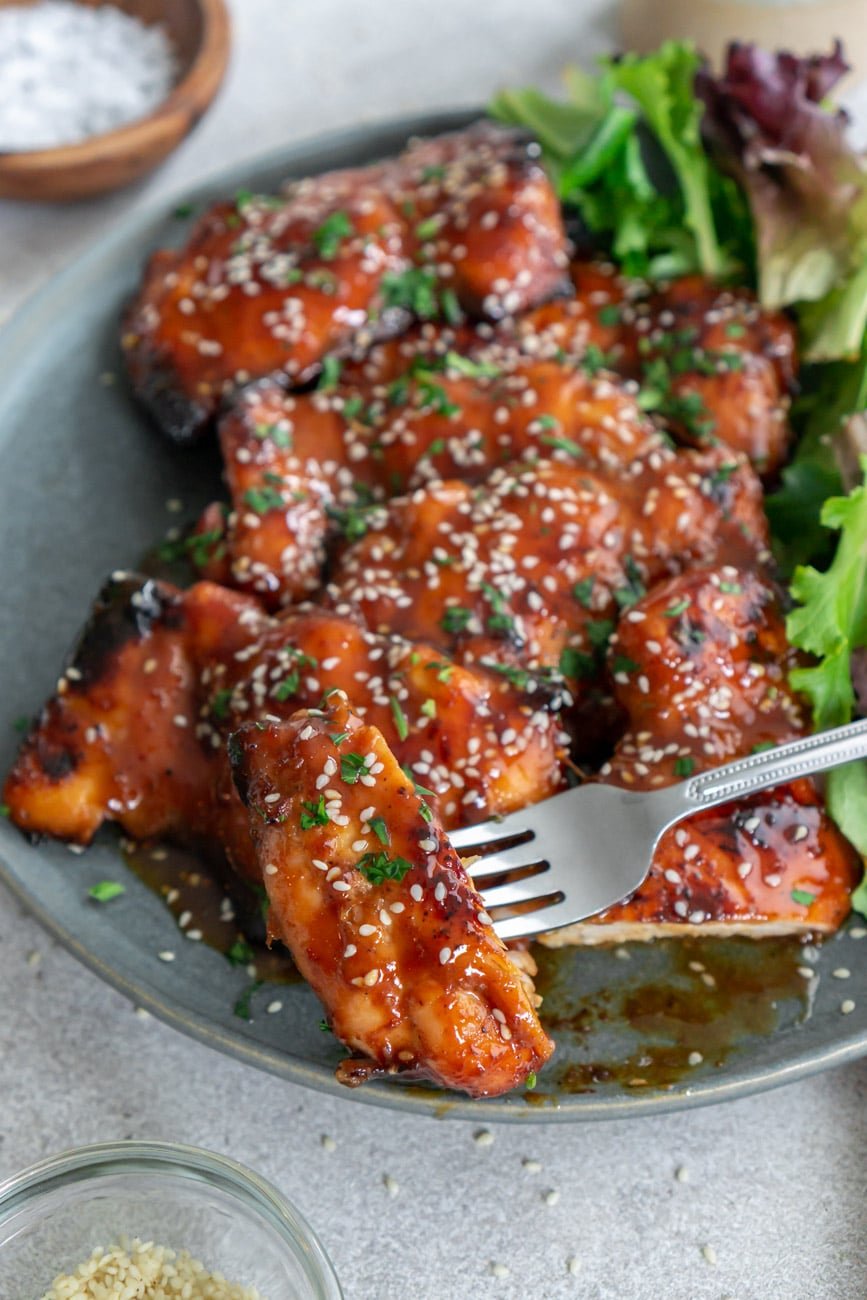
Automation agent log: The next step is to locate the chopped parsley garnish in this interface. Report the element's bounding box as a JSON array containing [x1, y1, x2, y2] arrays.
[[416, 377, 461, 417], [307, 268, 338, 294], [326, 500, 380, 542], [586, 618, 615, 651], [400, 765, 435, 798], [254, 421, 292, 448], [751, 741, 776, 753], [440, 606, 472, 635], [420, 697, 437, 718], [725, 322, 746, 339], [421, 164, 446, 181], [480, 660, 531, 690], [243, 485, 285, 515], [368, 816, 391, 846], [598, 304, 621, 326], [573, 577, 594, 609], [329, 731, 349, 745], [674, 756, 695, 777], [390, 695, 409, 741], [791, 888, 815, 907], [211, 687, 234, 720], [427, 660, 454, 683], [12, 715, 29, 733], [88, 880, 125, 903], [226, 938, 255, 967], [416, 216, 441, 241], [300, 795, 330, 829], [664, 598, 691, 618], [312, 210, 354, 259], [708, 462, 739, 489], [233, 979, 264, 1021], [342, 395, 364, 420], [318, 1017, 332, 1032], [419, 801, 433, 824], [234, 188, 255, 210], [273, 671, 300, 701], [559, 647, 595, 679], [525, 1071, 537, 1090], [173, 202, 195, 219], [541, 433, 585, 457], [317, 356, 343, 390], [612, 655, 639, 675], [444, 351, 500, 380], [0, 804, 9, 819], [357, 851, 413, 885], [341, 752, 369, 784], [719, 580, 742, 594], [614, 556, 647, 609], [537, 414, 559, 430], [440, 287, 463, 325], [381, 266, 439, 318]]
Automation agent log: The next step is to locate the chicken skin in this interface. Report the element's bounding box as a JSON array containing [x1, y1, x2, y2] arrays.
[[542, 567, 860, 946], [230, 698, 553, 1096], [122, 122, 569, 442]]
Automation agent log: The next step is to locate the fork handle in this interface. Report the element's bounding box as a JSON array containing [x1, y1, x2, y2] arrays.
[[680, 717, 867, 811]]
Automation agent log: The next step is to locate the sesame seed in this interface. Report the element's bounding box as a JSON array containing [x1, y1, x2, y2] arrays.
[[321, 1134, 336, 1153], [332, 880, 350, 893], [566, 1257, 581, 1276], [489, 1263, 510, 1279], [383, 1174, 399, 1198], [474, 1129, 494, 1147], [439, 946, 452, 964], [359, 924, 376, 936], [687, 1051, 703, 1066], [701, 1244, 717, 1266], [522, 1158, 542, 1173], [134, 1006, 151, 1021], [543, 1189, 560, 1206], [832, 968, 851, 979], [265, 863, 278, 875], [675, 1165, 689, 1183], [158, 951, 175, 963], [267, 1000, 283, 1014], [841, 1000, 856, 1014], [263, 792, 281, 804]]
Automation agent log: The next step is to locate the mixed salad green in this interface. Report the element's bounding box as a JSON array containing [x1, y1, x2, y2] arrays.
[[491, 40, 867, 898]]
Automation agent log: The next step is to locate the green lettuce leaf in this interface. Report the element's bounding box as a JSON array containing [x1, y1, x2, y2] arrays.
[[787, 460, 867, 878]]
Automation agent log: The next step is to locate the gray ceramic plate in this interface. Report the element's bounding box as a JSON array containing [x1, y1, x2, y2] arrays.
[[2, 111, 866, 1122]]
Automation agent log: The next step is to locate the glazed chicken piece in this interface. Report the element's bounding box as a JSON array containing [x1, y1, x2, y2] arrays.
[[229, 698, 553, 1096], [122, 121, 568, 442], [512, 259, 645, 372], [633, 275, 798, 474], [3, 575, 565, 881], [326, 447, 769, 704], [193, 349, 666, 608], [542, 567, 860, 946]]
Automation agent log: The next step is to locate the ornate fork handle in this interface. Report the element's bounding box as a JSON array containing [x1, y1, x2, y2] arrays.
[[681, 718, 867, 812]]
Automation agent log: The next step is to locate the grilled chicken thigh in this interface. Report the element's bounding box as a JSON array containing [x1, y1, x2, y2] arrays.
[[4, 576, 566, 879], [230, 698, 553, 1096], [542, 567, 860, 945], [122, 122, 569, 442]]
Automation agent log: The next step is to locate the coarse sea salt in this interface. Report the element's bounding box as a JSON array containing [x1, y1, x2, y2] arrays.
[[0, 1, 176, 152]]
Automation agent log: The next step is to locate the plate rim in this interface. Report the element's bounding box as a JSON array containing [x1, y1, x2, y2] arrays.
[[2, 107, 866, 1123]]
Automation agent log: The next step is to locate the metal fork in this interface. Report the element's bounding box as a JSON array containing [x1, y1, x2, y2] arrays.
[[449, 719, 867, 941]]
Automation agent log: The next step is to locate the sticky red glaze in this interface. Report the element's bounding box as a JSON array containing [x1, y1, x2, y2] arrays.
[[3, 578, 565, 874], [587, 568, 859, 933], [230, 699, 553, 1096], [122, 122, 569, 442]]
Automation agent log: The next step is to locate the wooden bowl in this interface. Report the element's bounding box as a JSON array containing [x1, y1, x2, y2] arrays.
[[0, 0, 231, 202]]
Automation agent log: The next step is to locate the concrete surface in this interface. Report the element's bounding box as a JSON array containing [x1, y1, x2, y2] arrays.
[[2, 3, 866, 1297]]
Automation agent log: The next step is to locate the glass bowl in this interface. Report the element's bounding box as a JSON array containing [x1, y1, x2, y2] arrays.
[[0, 1140, 342, 1299]]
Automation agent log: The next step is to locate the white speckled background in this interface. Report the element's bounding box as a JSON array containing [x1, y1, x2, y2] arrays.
[[2, 3, 867, 1297]]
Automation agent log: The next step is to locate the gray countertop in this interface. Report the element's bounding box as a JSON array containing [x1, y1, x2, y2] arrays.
[[2, 3, 867, 1297]]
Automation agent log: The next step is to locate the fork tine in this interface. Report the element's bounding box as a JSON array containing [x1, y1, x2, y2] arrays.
[[448, 816, 533, 853], [478, 865, 550, 910], [466, 841, 542, 881], [493, 895, 578, 942]]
